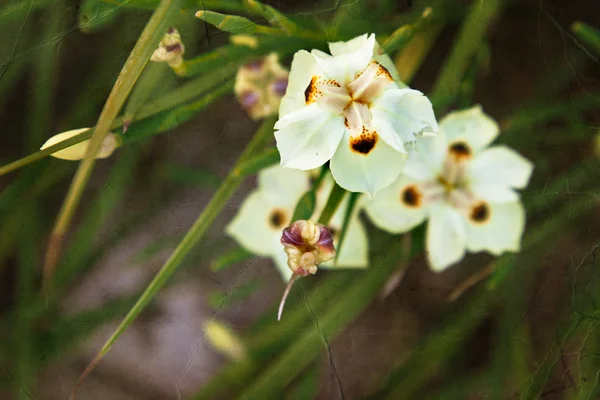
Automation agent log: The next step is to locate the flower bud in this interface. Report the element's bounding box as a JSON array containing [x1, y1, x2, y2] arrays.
[[280, 219, 336, 276], [41, 128, 121, 160], [234, 53, 289, 120], [151, 27, 185, 68], [203, 320, 246, 361]]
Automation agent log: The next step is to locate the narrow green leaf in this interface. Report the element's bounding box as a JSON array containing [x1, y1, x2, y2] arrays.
[[79, 117, 276, 382], [244, 0, 297, 34], [122, 62, 172, 131], [45, 0, 184, 284], [284, 366, 319, 400], [317, 182, 346, 226], [79, 0, 123, 33], [195, 10, 277, 35], [571, 21, 600, 53], [291, 190, 317, 222], [235, 146, 279, 177], [210, 246, 255, 272], [333, 192, 359, 264], [431, 0, 502, 107]]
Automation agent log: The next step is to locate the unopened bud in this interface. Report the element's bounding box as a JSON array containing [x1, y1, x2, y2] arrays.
[[151, 27, 185, 68], [203, 320, 246, 361], [234, 53, 289, 120], [41, 128, 121, 160], [280, 219, 336, 277]]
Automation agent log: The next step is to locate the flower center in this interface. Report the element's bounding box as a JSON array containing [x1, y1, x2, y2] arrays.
[[304, 62, 394, 139], [268, 209, 287, 228]]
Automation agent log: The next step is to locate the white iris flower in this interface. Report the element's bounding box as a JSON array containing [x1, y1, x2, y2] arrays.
[[364, 106, 534, 271], [274, 33, 438, 197], [226, 165, 369, 280]]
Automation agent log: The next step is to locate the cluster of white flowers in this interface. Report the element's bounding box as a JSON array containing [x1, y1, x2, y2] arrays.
[[228, 33, 533, 277]]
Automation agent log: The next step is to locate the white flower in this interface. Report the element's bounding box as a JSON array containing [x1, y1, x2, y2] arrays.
[[274, 33, 438, 198], [41, 128, 121, 160], [234, 53, 289, 120], [364, 106, 534, 271], [151, 27, 185, 67], [226, 165, 369, 280]]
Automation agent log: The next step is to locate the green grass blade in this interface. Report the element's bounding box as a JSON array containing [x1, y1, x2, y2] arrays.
[[210, 246, 254, 272], [43, 0, 183, 283], [431, 0, 502, 108], [571, 21, 600, 54], [74, 117, 276, 388], [317, 182, 346, 226]]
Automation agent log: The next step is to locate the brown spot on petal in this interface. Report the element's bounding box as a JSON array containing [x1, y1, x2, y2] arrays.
[[269, 209, 287, 228], [375, 62, 393, 81], [470, 202, 490, 223], [401, 185, 422, 208], [449, 141, 472, 159], [304, 76, 322, 104], [350, 130, 378, 155]]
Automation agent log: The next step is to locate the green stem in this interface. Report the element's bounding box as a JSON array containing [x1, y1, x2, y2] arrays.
[[431, 0, 502, 107], [237, 235, 412, 399], [44, 0, 183, 283], [81, 117, 276, 379], [317, 182, 346, 226]]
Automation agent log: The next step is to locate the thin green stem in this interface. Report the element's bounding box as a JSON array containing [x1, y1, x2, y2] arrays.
[[43, 0, 182, 283], [431, 0, 502, 107], [317, 181, 346, 226], [75, 117, 276, 388]]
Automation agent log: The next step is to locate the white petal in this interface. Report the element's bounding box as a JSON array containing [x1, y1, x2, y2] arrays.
[[312, 35, 375, 86], [258, 165, 310, 206], [328, 33, 401, 82], [275, 103, 345, 170], [364, 175, 428, 233], [370, 88, 439, 153], [41, 128, 119, 160], [330, 129, 406, 197], [328, 33, 375, 57], [226, 191, 283, 257], [439, 105, 499, 154], [468, 146, 534, 199], [426, 203, 467, 272], [403, 133, 447, 181], [465, 202, 525, 255], [278, 50, 320, 117]]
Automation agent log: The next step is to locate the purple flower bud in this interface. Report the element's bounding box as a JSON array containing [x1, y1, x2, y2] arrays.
[[280, 220, 336, 276]]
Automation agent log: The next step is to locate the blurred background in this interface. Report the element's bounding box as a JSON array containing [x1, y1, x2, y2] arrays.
[[0, 0, 599, 399]]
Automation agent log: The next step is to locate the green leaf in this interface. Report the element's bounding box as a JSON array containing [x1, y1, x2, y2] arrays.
[[122, 62, 173, 131], [78, 117, 276, 384], [195, 10, 276, 35], [210, 246, 255, 272], [79, 0, 123, 33], [571, 21, 600, 53], [284, 366, 319, 400], [235, 147, 280, 177], [317, 181, 346, 226], [333, 192, 359, 264], [45, 0, 185, 285], [431, 0, 503, 108], [291, 190, 317, 222], [244, 0, 297, 34]]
